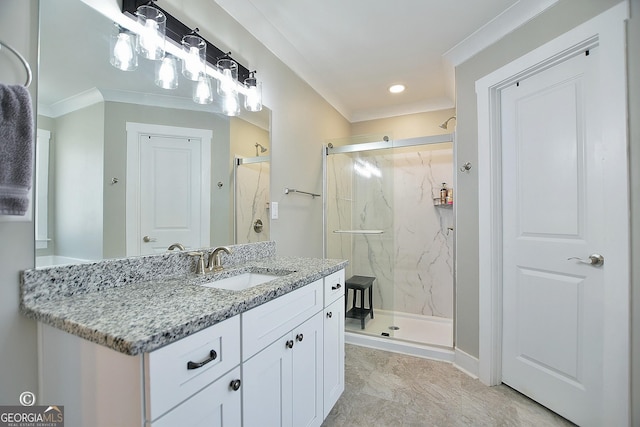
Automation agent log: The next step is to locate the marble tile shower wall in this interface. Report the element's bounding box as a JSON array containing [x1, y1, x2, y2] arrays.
[[236, 162, 270, 243], [327, 145, 453, 319]]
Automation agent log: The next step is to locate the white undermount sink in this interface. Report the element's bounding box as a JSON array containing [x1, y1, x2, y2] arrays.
[[200, 272, 282, 292]]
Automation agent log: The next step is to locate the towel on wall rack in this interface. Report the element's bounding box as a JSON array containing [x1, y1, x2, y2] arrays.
[[0, 84, 33, 215]]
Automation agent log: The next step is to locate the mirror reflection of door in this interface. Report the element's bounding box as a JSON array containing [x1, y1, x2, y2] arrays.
[[126, 123, 211, 256]]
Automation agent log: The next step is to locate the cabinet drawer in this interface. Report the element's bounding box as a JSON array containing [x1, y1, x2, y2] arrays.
[[148, 366, 242, 427], [242, 279, 323, 360], [324, 269, 345, 305], [144, 315, 240, 422]]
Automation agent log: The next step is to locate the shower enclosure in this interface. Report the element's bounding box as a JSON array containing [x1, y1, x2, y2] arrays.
[[324, 135, 454, 351], [234, 156, 270, 243]]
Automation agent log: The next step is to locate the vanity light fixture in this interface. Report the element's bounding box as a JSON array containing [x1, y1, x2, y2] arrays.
[[244, 71, 263, 112], [109, 24, 138, 71], [155, 53, 179, 89], [182, 31, 206, 81], [118, 0, 263, 114], [135, 4, 166, 60], [193, 73, 214, 104]]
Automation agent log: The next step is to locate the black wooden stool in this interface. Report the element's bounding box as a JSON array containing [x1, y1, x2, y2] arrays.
[[345, 275, 375, 329]]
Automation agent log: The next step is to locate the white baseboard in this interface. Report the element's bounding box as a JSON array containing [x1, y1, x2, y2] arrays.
[[453, 347, 479, 378]]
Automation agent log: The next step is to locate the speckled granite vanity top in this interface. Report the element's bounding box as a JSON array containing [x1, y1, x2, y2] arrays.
[[20, 241, 347, 356]]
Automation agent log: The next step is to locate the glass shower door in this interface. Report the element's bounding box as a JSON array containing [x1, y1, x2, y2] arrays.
[[325, 148, 397, 337]]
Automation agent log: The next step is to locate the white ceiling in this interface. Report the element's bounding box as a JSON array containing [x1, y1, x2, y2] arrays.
[[214, 0, 559, 122]]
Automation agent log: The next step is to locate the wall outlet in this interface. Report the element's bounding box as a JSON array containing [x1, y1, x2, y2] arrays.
[[271, 202, 278, 219]]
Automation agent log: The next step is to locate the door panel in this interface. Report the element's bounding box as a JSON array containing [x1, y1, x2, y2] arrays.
[[501, 48, 603, 426], [139, 134, 202, 254]]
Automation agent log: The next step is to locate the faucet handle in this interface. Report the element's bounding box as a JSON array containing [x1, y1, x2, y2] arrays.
[[187, 251, 206, 275]]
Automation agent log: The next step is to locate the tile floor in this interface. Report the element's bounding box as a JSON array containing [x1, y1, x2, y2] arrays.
[[322, 344, 575, 426]]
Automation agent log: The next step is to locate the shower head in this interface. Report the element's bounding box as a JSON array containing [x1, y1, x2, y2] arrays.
[[255, 143, 268, 156], [439, 116, 457, 130]]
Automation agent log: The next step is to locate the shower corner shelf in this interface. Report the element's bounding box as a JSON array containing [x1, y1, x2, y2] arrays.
[[433, 198, 453, 208]]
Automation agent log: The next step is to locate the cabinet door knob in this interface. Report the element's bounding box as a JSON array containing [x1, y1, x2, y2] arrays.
[[326, 312, 333, 318], [187, 349, 217, 370], [285, 339, 294, 349], [331, 283, 341, 290], [296, 333, 304, 342], [229, 379, 241, 391]]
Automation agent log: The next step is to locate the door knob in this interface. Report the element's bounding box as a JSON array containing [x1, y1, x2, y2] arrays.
[[143, 235, 157, 243], [567, 253, 604, 267]]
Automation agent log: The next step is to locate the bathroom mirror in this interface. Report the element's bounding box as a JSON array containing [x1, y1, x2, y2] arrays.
[[35, 0, 271, 267]]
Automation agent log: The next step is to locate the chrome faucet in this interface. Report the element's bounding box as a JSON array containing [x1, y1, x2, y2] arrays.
[[207, 246, 232, 272], [167, 243, 186, 251]]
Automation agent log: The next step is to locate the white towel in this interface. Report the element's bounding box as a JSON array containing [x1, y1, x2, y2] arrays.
[[0, 83, 33, 216]]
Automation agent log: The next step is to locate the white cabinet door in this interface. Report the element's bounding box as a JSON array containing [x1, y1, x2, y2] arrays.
[[292, 311, 324, 427], [243, 312, 323, 427], [323, 296, 345, 418], [149, 367, 242, 427], [243, 334, 293, 427]]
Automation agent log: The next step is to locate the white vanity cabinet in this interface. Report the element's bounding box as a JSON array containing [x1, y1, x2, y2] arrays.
[[242, 279, 324, 427], [37, 268, 346, 427], [39, 315, 242, 427], [243, 311, 324, 427], [322, 269, 346, 417]]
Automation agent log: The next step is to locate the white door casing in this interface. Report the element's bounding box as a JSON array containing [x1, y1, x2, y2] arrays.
[[126, 123, 212, 256], [501, 48, 603, 425], [476, 3, 629, 426]]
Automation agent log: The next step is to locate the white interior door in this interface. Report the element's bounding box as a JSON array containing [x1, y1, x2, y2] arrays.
[[501, 48, 605, 425], [126, 123, 211, 256], [139, 134, 202, 254]]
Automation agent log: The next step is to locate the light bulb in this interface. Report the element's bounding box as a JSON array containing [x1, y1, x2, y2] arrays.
[[136, 5, 165, 60], [244, 76, 262, 112], [184, 47, 202, 79], [193, 75, 213, 104], [155, 55, 178, 89], [221, 91, 240, 116], [110, 29, 137, 71], [181, 35, 206, 81], [140, 20, 160, 59]]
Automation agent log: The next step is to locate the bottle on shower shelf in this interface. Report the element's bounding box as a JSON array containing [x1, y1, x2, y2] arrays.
[[440, 183, 447, 205], [446, 187, 453, 205]]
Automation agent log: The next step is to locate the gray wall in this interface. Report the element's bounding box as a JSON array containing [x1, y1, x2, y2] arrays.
[[161, 0, 352, 259], [55, 103, 104, 260], [454, 0, 622, 359], [0, 0, 39, 405]]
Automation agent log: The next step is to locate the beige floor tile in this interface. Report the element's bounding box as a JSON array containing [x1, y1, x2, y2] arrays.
[[323, 345, 575, 427]]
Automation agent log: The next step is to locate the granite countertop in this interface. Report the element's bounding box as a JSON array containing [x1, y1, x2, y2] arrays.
[[21, 252, 347, 356]]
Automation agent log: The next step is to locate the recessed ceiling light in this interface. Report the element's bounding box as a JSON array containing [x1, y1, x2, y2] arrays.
[[389, 84, 405, 94]]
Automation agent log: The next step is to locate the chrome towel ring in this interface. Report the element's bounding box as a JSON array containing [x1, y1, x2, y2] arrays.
[[0, 40, 32, 87]]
